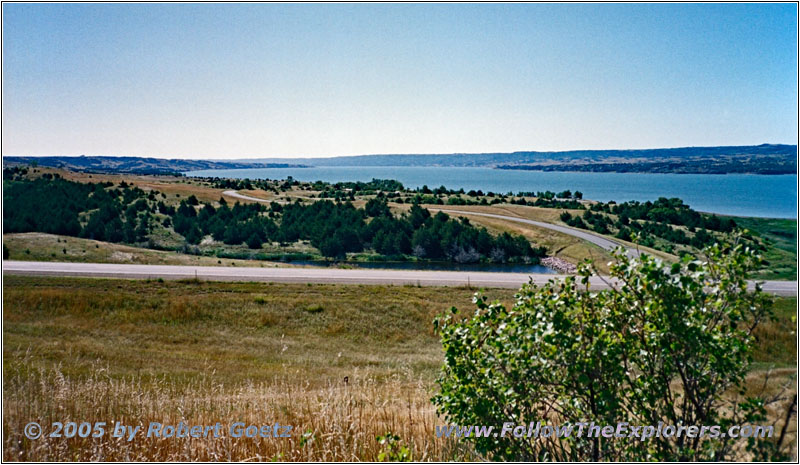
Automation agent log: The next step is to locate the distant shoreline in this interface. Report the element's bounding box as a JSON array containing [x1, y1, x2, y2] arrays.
[[494, 165, 797, 175], [4, 143, 796, 176], [188, 165, 799, 176]]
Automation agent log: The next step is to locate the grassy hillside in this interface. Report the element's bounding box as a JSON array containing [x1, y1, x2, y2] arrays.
[[734, 216, 797, 280], [2, 232, 305, 267], [3, 276, 795, 461]]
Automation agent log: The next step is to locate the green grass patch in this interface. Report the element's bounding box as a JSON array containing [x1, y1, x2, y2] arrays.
[[752, 297, 797, 367], [733, 216, 797, 280]]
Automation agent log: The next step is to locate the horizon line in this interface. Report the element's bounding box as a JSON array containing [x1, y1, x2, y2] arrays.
[[5, 142, 797, 161]]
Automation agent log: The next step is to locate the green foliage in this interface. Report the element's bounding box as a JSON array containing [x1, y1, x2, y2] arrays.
[[181, 196, 541, 262], [305, 304, 324, 314], [315, 178, 405, 198], [376, 433, 413, 462], [2, 176, 549, 265], [246, 232, 263, 249], [433, 237, 785, 461], [4, 177, 150, 243], [365, 197, 391, 217], [4, 178, 91, 236], [175, 201, 276, 247], [733, 217, 797, 280], [562, 197, 746, 254], [629, 198, 733, 231], [410, 212, 545, 263]]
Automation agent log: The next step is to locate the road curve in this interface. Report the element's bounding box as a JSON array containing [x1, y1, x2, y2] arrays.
[[222, 190, 270, 203], [3, 261, 796, 296], [432, 208, 639, 257]]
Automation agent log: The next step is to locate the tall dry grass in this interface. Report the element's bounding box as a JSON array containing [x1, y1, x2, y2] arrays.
[[3, 277, 501, 461], [3, 363, 475, 461], [6, 363, 794, 461]]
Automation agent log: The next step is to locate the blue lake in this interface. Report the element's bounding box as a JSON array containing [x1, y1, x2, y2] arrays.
[[186, 167, 797, 219]]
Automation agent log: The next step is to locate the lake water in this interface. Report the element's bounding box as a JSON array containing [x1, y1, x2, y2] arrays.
[[290, 260, 556, 274], [186, 167, 797, 219]]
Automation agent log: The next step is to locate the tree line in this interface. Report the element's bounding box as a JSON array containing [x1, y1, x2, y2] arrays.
[[171, 196, 545, 262], [3, 175, 156, 244], [4, 175, 545, 264], [199, 175, 593, 210], [559, 197, 744, 252]]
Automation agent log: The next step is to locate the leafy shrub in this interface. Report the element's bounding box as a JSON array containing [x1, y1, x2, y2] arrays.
[[433, 237, 786, 461]]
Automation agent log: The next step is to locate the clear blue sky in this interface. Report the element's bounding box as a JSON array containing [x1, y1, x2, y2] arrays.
[[2, 3, 797, 159]]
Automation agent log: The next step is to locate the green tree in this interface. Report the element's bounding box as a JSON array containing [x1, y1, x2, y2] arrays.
[[246, 232, 263, 249], [135, 213, 150, 242], [319, 235, 346, 259], [365, 197, 390, 217], [183, 224, 203, 245], [433, 237, 786, 461]]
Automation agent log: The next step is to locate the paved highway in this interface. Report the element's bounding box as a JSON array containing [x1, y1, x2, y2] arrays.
[[4, 261, 796, 296]]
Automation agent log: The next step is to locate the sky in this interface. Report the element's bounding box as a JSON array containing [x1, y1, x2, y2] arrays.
[[2, 3, 797, 159]]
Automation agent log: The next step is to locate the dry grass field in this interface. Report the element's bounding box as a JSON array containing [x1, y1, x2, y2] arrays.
[[37, 167, 317, 206], [2, 276, 512, 460], [2, 276, 796, 461], [39, 168, 229, 204]]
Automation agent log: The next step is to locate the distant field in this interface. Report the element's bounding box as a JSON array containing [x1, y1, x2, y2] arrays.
[[2, 276, 796, 461], [733, 216, 797, 280]]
